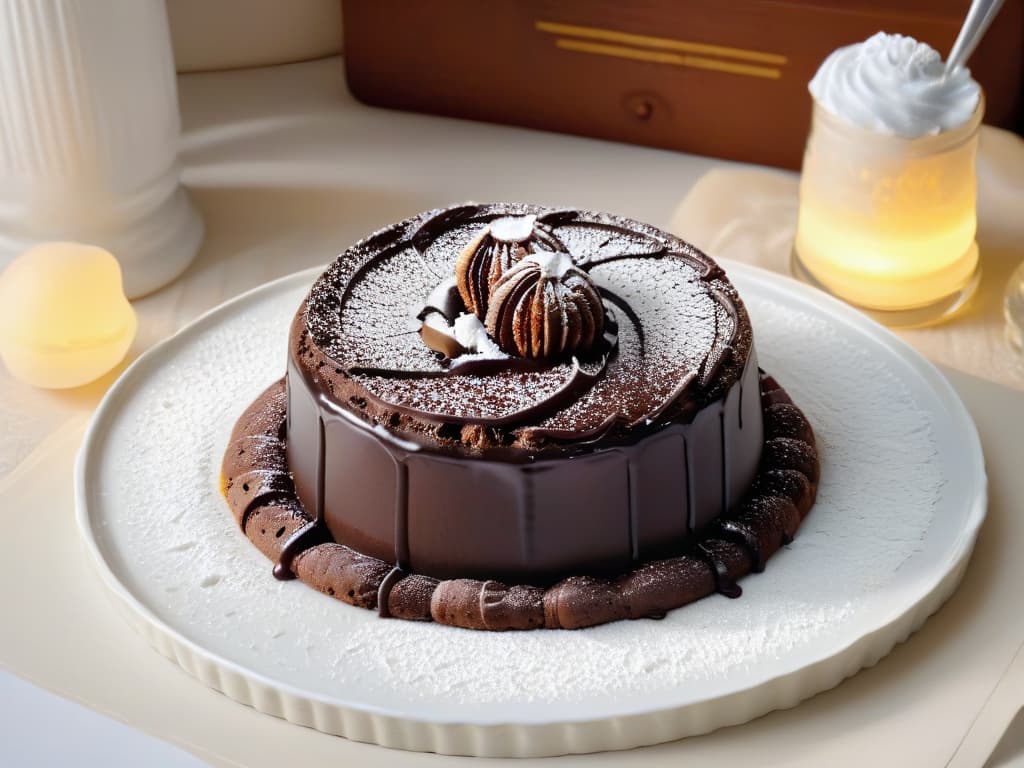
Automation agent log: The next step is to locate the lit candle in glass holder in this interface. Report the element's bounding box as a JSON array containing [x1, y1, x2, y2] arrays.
[[0, 243, 136, 389], [793, 33, 983, 326]]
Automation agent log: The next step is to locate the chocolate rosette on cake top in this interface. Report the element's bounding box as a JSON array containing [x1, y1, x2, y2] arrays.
[[222, 203, 819, 630]]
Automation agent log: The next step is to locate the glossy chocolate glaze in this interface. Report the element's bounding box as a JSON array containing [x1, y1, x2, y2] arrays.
[[222, 374, 818, 630], [283, 204, 764, 584]]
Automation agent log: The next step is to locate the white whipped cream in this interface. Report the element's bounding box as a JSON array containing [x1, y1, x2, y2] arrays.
[[809, 32, 980, 136], [524, 250, 575, 278], [488, 215, 537, 243], [420, 311, 504, 358], [453, 312, 503, 356]]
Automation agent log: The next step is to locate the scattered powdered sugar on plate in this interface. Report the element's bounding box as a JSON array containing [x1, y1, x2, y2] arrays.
[[81, 267, 964, 722], [748, 296, 943, 589]]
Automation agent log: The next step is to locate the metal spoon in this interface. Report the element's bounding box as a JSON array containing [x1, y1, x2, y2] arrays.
[[944, 0, 1006, 75]]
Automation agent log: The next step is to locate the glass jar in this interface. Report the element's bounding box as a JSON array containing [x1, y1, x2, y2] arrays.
[[793, 96, 984, 327], [1006, 259, 1024, 353]]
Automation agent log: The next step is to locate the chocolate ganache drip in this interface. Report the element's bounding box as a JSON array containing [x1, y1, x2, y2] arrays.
[[265, 203, 778, 598], [225, 370, 816, 621]]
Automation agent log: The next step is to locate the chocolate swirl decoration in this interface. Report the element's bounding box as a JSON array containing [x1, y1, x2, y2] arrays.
[[455, 214, 566, 319], [305, 203, 749, 455], [484, 251, 604, 359]]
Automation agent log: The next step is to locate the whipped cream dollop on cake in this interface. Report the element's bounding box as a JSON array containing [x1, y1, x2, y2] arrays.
[[809, 32, 981, 136]]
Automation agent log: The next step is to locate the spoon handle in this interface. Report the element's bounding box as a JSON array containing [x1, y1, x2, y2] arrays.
[[945, 0, 1006, 74]]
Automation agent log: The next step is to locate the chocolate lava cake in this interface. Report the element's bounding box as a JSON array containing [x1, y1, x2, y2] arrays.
[[222, 203, 818, 631]]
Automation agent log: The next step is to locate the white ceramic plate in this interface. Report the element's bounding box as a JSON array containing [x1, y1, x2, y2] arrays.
[[75, 262, 986, 757]]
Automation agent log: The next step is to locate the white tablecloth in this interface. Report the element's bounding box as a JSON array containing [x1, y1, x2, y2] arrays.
[[2, 56, 1023, 767]]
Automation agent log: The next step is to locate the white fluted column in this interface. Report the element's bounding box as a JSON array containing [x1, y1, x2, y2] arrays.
[[0, 0, 202, 298]]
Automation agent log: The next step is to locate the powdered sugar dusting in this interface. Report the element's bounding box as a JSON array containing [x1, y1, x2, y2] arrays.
[[307, 205, 745, 440], [537, 257, 729, 432], [353, 366, 576, 422], [86, 270, 953, 721], [334, 244, 441, 373], [556, 221, 665, 264]]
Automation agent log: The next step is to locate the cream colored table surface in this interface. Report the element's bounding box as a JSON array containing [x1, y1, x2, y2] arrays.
[[2, 57, 1024, 766]]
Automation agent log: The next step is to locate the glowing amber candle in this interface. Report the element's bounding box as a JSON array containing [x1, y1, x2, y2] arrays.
[[793, 34, 982, 326], [0, 243, 136, 389]]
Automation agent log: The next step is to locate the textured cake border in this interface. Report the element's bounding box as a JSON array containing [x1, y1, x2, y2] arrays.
[[221, 372, 818, 631]]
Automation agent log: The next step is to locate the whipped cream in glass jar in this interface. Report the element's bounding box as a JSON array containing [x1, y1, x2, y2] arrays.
[[793, 33, 983, 326]]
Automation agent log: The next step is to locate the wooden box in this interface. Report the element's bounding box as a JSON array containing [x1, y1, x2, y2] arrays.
[[342, 0, 1022, 169]]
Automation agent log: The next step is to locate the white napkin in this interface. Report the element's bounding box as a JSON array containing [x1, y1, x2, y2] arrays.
[[0, 668, 206, 767]]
